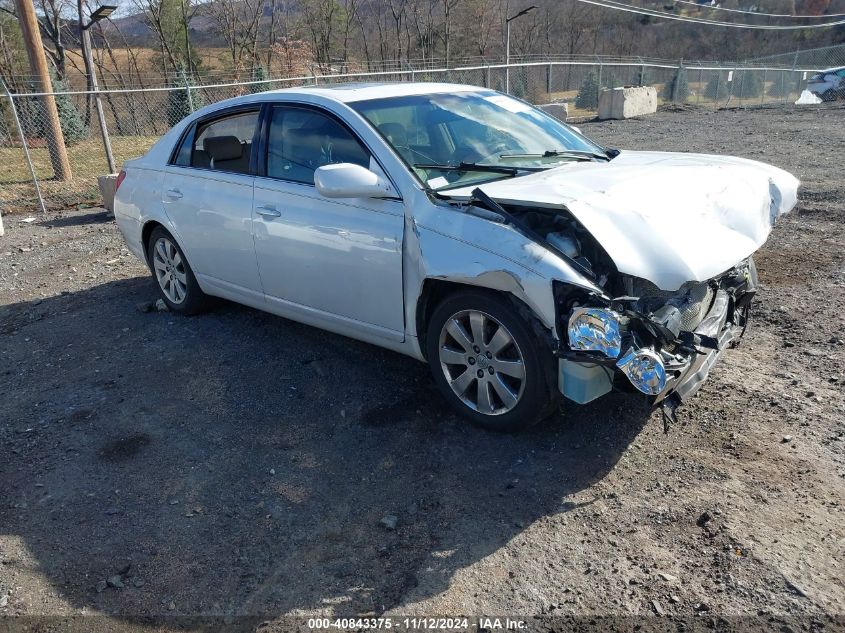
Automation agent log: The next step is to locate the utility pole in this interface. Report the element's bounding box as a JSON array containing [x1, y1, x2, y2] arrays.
[[13, 0, 72, 181], [79, 3, 117, 173], [505, 5, 537, 95]]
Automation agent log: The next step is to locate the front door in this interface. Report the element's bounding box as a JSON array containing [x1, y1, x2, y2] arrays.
[[252, 104, 405, 336]]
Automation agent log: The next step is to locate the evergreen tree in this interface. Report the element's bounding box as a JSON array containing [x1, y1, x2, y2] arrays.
[[575, 71, 600, 109], [51, 71, 87, 145], [733, 70, 763, 98], [575, 70, 622, 110], [660, 65, 689, 103], [249, 64, 270, 93], [704, 73, 728, 100], [166, 66, 205, 127]]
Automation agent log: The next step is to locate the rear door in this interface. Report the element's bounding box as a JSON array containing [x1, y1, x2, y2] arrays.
[[251, 103, 405, 336], [163, 106, 263, 299]]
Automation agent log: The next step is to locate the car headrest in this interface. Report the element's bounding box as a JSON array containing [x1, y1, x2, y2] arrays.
[[378, 122, 407, 146], [203, 135, 243, 162]]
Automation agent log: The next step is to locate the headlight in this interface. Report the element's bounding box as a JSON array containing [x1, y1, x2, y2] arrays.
[[616, 346, 666, 395], [567, 307, 622, 358]]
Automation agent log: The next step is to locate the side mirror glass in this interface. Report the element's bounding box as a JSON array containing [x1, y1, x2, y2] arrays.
[[314, 163, 395, 199]]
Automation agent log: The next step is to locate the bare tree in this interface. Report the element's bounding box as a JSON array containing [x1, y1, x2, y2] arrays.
[[205, 0, 265, 77]]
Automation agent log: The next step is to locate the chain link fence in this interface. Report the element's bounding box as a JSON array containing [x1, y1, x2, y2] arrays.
[[2, 46, 842, 216]]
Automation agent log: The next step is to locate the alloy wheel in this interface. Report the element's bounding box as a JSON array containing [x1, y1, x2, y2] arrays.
[[152, 237, 187, 304], [438, 309, 526, 415]]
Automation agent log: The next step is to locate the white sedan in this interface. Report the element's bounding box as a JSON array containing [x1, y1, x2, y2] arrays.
[[114, 82, 799, 431]]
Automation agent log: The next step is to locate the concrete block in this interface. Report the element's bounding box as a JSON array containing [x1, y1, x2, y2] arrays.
[[98, 173, 119, 213], [598, 86, 658, 120], [537, 102, 569, 122]]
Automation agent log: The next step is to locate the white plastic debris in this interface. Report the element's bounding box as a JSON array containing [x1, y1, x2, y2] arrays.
[[21, 217, 36, 223], [795, 90, 822, 105]]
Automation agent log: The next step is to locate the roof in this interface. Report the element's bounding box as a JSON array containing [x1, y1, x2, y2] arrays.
[[258, 82, 484, 103]]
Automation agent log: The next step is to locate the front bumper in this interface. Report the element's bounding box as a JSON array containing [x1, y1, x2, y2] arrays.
[[652, 289, 736, 406], [558, 263, 754, 407]]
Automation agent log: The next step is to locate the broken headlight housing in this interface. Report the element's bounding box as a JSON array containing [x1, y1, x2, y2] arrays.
[[615, 346, 666, 395], [567, 307, 622, 358]]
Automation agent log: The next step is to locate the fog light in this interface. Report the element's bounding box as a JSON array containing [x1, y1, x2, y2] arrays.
[[567, 307, 622, 358], [616, 346, 666, 395]]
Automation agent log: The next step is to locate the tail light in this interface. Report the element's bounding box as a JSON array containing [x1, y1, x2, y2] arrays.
[[115, 169, 127, 193]]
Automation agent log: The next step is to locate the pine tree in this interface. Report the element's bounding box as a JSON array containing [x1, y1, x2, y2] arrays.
[[249, 65, 270, 93], [733, 70, 763, 98], [704, 73, 728, 100], [166, 66, 205, 127], [575, 71, 600, 109], [51, 71, 87, 145], [660, 65, 689, 103]]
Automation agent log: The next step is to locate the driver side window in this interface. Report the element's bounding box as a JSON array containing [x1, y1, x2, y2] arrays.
[[266, 106, 370, 184]]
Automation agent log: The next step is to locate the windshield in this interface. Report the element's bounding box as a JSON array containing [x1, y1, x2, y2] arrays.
[[351, 90, 607, 191]]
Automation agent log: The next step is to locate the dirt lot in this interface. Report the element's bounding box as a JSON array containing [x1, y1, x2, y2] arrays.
[[1, 104, 844, 631]]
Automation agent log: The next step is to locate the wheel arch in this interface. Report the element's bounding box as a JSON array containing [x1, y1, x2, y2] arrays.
[[415, 278, 556, 362], [141, 220, 164, 266]]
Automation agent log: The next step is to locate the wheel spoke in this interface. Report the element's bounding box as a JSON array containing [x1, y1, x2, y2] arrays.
[[491, 375, 519, 409], [173, 268, 187, 284], [477, 381, 494, 413], [487, 325, 512, 356], [173, 279, 185, 302], [155, 240, 167, 262], [172, 251, 182, 268], [494, 359, 525, 380], [153, 258, 167, 272], [450, 368, 475, 395], [446, 318, 474, 353], [469, 311, 486, 347], [166, 241, 176, 263], [439, 347, 467, 366]]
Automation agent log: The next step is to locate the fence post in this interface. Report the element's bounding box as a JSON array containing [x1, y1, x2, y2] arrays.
[[2, 80, 46, 215], [596, 56, 603, 107], [547, 63, 552, 95], [485, 65, 491, 89], [672, 58, 682, 103], [697, 67, 703, 104], [761, 69, 767, 105]]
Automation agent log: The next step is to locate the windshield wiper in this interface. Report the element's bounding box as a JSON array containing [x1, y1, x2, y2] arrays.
[[413, 162, 545, 175], [499, 149, 609, 161]]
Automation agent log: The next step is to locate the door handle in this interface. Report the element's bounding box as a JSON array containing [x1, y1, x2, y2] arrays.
[[166, 188, 183, 200], [256, 204, 281, 218]]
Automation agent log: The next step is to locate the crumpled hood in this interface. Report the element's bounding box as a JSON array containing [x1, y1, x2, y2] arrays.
[[451, 151, 799, 291]]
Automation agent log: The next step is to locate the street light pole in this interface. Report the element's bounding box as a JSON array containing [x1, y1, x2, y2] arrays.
[[79, 3, 117, 174], [505, 5, 537, 95]]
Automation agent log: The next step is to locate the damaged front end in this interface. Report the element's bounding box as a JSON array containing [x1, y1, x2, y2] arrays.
[[554, 257, 758, 423]]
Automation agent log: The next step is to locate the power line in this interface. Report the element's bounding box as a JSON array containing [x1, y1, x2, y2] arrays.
[[671, 0, 845, 19], [573, 0, 845, 29]]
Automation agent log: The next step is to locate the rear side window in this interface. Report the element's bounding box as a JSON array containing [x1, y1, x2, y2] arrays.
[[173, 110, 259, 174], [265, 106, 370, 184]]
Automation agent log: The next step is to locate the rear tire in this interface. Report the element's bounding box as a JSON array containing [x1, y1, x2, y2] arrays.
[[425, 290, 556, 432], [147, 226, 209, 315]]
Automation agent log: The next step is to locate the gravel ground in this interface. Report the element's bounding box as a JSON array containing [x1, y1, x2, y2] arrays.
[[1, 104, 844, 632]]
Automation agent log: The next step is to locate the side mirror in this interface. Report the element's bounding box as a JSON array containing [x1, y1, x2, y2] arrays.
[[314, 163, 395, 199]]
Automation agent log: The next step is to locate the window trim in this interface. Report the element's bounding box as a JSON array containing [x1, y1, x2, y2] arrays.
[[167, 103, 264, 175]]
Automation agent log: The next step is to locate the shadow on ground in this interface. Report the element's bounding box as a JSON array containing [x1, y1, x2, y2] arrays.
[[0, 277, 651, 624]]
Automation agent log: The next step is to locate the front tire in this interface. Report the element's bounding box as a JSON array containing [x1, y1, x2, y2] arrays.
[[425, 291, 556, 431], [147, 226, 209, 315]]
